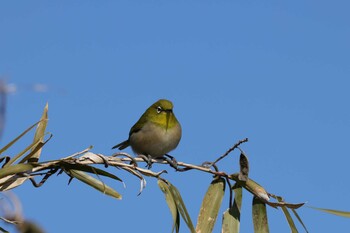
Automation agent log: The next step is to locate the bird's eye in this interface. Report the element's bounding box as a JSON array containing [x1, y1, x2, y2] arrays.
[[156, 106, 162, 114]]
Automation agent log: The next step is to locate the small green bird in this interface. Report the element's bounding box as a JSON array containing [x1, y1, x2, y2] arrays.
[[112, 99, 182, 164]]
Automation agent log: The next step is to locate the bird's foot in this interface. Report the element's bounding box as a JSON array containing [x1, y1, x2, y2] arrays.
[[164, 154, 178, 170], [139, 154, 154, 169]]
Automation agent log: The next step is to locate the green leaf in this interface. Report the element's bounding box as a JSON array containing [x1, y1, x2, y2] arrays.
[[4, 137, 43, 167], [266, 194, 305, 209], [239, 152, 249, 181], [18, 134, 52, 164], [0, 163, 36, 191], [291, 209, 309, 233], [308, 206, 350, 218], [252, 196, 269, 233], [196, 177, 225, 233], [60, 162, 123, 183], [168, 182, 195, 233], [158, 179, 180, 233], [222, 185, 242, 233], [28, 103, 48, 163], [0, 121, 41, 158], [0, 163, 35, 179], [68, 169, 122, 200], [276, 196, 298, 233], [230, 174, 270, 202]]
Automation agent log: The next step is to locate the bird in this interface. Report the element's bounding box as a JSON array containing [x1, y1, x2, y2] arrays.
[[112, 99, 182, 167]]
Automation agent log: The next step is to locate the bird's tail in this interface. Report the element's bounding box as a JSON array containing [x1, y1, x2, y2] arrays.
[[112, 140, 129, 150]]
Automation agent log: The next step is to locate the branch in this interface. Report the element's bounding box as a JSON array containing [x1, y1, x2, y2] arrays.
[[0, 138, 305, 209]]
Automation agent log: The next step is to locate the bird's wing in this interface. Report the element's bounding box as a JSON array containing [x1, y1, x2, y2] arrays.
[[129, 112, 147, 136]]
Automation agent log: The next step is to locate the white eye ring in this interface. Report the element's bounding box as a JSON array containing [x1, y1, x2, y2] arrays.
[[156, 106, 162, 114]]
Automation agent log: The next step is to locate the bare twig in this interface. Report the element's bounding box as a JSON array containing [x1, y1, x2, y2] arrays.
[[62, 146, 93, 159], [210, 137, 248, 166]]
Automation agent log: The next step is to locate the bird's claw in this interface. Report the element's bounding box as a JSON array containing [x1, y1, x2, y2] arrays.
[[164, 154, 178, 170], [138, 154, 154, 169]]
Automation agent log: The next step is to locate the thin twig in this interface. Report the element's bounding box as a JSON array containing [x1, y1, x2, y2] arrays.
[[62, 146, 94, 159], [211, 138, 248, 166]]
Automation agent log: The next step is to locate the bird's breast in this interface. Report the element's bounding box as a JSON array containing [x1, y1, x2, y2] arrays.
[[129, 121, 181, 158]]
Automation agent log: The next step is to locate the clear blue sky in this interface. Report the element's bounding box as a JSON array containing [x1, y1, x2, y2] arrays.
[[1, 1, 350, 232]]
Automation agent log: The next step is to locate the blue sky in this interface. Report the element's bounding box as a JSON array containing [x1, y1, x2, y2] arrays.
[[1, 1, 350, 232]]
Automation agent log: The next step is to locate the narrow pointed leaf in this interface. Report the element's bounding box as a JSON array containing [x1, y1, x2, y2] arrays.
[[3, 137, 42, 167], [196, 177, 225, 233], [121, 166, 146, 195], [28, 103, 48, 163], [60, 162, 123, 183], [68, 169, 122, 200], [230, 174, 270, 202], [19, 134, 52, 164], [308, 206, 350, 218], [280, 207, 298, 232], [0, 121, 41, 157], [0, 163, 36, 190], [239, 152, 249, 181], [222, 210, 237, 233], [0, 175, 29, 191], [167, 182, 195, 233], [0, 163, 34, 179], [267, 201, 305, 209], [291, 209, 309, 233], [158, 179, 180, 233], [267, 194, 305, 209], [222, 185, 242, 233], [252, 196, 269, 233], [276, 196, 298, 233]]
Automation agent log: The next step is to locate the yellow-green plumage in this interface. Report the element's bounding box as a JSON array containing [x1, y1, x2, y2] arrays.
[[112, 99, 181, 158]]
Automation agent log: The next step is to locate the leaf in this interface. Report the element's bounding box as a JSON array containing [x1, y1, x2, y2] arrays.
[[158, 179, 180, 233], [121, 166, 146, 195], [267, 194, 305, 209], [239, 152, 249, 181], [0, 163, 37, 191], [0, 163, 34, 179], [3, 137, 43, 167], [275, 196, 298, 233], [222, 211, 237, 233], [0, 121, 41, 157], [19, 133, 52, 164], [308, 206, 350, 218], [0, 176, 29, 191], [60, 162, 124, 183], [168, 182, 195, 233], [28, 103, 48, 163], [222, 184, 242, 233], [196, 177, 225, 233], [291, 209, 309, 233], [267, 202, 305, 209], [230, 174, 270, 202], [252, 196, 270, 233], [68, 169, 122, 200]]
